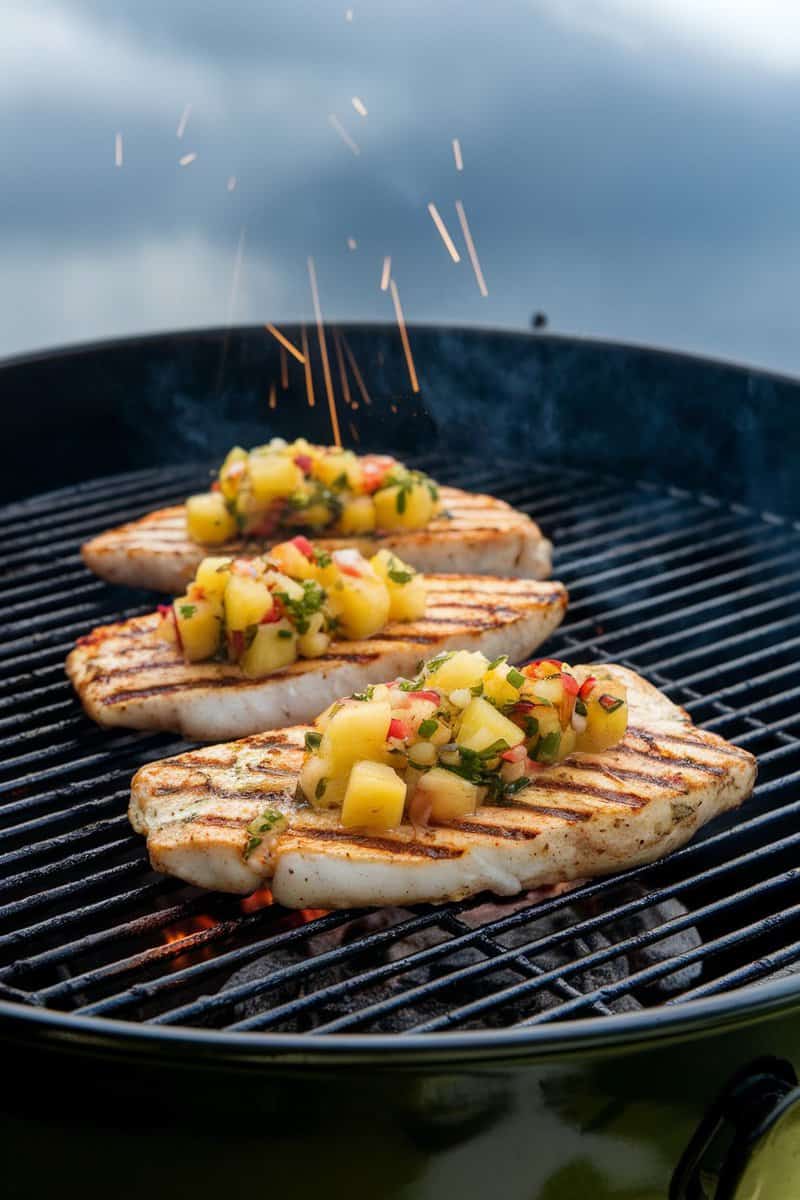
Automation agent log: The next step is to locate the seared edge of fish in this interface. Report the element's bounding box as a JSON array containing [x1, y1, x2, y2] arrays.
[[68, 577, 568, 741], [129, 666, 757, 906], [81, 486, 552, 592]]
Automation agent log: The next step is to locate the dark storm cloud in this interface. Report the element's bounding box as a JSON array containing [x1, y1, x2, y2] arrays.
[[3, 0, 800, 372]]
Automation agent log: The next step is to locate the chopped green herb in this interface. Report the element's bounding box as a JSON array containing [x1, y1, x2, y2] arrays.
[[506, 668, 525, 689], [574, 698, 588, 717], [418, 718, 438, 738], [388, 566, 414, 584], [315, 777, 327, 800], [274, 579, 326, 634], [352, 685, 375, 702], [243, 808, 287, 858], [487, 655, 508, 672], [178, 604, 197, 619], [304, 730, 323, 751], [536, 730, 562, 762], [278, 628, 293, 639], [470, 681, 484, 696], [314, 547, 332, 568]]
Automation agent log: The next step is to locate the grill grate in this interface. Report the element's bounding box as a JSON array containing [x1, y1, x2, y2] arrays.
[[1, 455, 799, 1037]]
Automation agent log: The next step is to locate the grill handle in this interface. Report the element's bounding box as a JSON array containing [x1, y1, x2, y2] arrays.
[[671, 1056, 800, 1199]]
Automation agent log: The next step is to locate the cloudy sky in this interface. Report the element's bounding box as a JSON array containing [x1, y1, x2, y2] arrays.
[[4, 0, 800, 375]]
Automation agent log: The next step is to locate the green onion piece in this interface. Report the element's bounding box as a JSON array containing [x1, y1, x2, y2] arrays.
[[278, 628, 293, 639], [536, 731, 561, 762], [487, 655, 508, 672], [315, 778, 327, 800], [304, 730, 323, 751], [506, 668, 525, 689], [418, 718, 438, 738], [178, 604, 197, 619]]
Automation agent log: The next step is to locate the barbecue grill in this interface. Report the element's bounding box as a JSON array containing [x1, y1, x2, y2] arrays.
[[2, 324, 800, 1199]]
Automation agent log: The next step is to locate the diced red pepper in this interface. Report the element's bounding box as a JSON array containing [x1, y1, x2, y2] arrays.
[[260, 604, 281, 624], [291, 534, 315, 560], [501, 744, 527, 763], [338, 562, 362, 578], [512, 700, 535, 712], [157, 604, 173, 618], [409, 690, 440, 705], [294, 454, 313, 474], [211, 480, 222, 492], [561, 672, 579, 697], [388, 718, 408, 740], [599, 693, 624, 713], [578, 676, 597, 700]]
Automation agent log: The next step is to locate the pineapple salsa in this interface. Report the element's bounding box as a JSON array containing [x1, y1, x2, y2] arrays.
[[298, 652, 628, 831], [185, 439, 441, 545], [157, 536, 426, 679]]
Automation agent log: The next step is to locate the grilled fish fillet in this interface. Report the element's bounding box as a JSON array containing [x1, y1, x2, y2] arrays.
[[67, 577, 568, 741], [81, 486, 552, 593], [129, 666, 757, 906]]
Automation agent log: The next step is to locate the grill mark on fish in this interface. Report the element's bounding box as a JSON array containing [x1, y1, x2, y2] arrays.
[[190, 814, 251, 830], [567, 759, 686, 791], [508, 802, 592, 822], [619, 738, 727, 776], [627, 725, 745, 757], [522, 776, 650, 809], [435, 819, 541, 840], [100, 677, 263, 704], [295, 827, 464, 859]]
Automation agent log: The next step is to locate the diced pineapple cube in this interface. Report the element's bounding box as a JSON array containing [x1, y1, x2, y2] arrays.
[[457, 696, 525, 754], [224, 575, 273, 631], [267, 540, 316, 580], [415, 767, 480, 821], [239, 620, 298, 678], [218, 447, 248, 500], [300, 754, 347, 810], [327, 576, 390, 641], [369, 550, 427, 622], [248, 453, 303, 502], [186, 493, 238, 545], [298, 502, 332, 528], [297, 611, 330, 658], [575, 683, 628, 754], [482, 664, 520, 707], [341, 761, 406, 829], [194, 556, 232, 599], [373, 482, 435, 530], [320, 700, 392, 773], [315, 451, 361, 490], [173, 596, 223, 661], [338, 496, 376, 534], [425, 650, 489, 694]]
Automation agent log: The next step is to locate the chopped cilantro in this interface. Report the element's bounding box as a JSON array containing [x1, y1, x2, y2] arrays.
[[388, 566, 414, 585], [277, 628, 293, 639], [314, 547, 332, 568], [574, 698, 588, 717], [352, 685, 375, 702], [243, 808, 287, 858], [275, 579, 326, 634], [536, 730, 562, 762], [178, 604, 197, 619]]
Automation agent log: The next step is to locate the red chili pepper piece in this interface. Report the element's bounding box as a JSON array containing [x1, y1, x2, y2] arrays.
[[561, 672, 579, 697], [598, 693, 624, 713], [388, 718, 408, 740], [578, 676, 597, 700], [228, 630, 245, 658], [409, 690, 440, 705], [522, 658, 563, 677], [501, 744, 527, 763], [157, 604, 173, 618], [291, 534, 315, 560], [294, 454, 313, 473], [338, 562, 362, 578]]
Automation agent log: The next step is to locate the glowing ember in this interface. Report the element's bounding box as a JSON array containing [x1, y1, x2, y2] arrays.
[[280, 345, 288, 389], [328, 113, 360, 157], [351, 96, 368, 117], [427, 202, 461, 263], [332, 329, 353, 409], [176, 103, 192, 139], [227, 175, 237, 192], [380, 255, 391, 291], [307, 256, 341, 446], [341, 334, 372, 406], [179, 152, 197, 167], [114, 132, 123, 168], [389, 278, 420, 393], [347, 236, 357, 250], [301, 325, 315, 407], [240, 887, 273, 914], [268, 381, 277, 410], [455, 200, 489, 297], [161, 913, 219, 968], [264, 322, 305, 364], [452, 137, 463, 171], [162, 913, 217, 945]]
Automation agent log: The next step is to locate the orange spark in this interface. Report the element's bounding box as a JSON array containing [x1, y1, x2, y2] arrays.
[[333, 329, 353, 409], [114, 132, 123, 167], [179, 152, 197, 167], [265, 322, 306, 364], [389, 278, 420, 393], [227, 175, 237, 192], [280, 345, 288, 389], [351, 96, 368, 117], [176, 103, 192, 139], [455, 200, 489, 297], [328, 114, 360, 156], [341, 335, 372, 406], [268, 381, 277, 410], [427, 203, 460, 263], [307, 256, 341, 446], [301, 325, 315, 407], [347, 236, 357, 250], [380, 255, 391, 291], [452, 137, 463, 171]]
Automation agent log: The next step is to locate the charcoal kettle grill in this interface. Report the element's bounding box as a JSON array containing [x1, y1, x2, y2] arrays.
[[1, 323, 800, 1199]]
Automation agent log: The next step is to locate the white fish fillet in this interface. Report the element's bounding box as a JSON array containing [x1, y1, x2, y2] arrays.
[[67, 577, 568, 740], [129, 666, 757, 906], [81, 486, 552, 593]]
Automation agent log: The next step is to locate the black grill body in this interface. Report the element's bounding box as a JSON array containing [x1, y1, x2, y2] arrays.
[[1, 324, 799, 1199]]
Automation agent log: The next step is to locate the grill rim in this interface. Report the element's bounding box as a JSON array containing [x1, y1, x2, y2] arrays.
[[2, 968, 800, 1062]]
